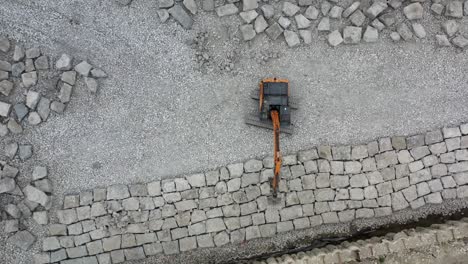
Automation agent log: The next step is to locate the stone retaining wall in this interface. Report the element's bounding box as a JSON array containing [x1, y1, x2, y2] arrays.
[[254, 218, 468, 264], [38, 124, 468, 263]]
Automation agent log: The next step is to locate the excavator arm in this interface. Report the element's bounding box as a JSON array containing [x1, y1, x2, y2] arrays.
[[271, 110, 282, 197]]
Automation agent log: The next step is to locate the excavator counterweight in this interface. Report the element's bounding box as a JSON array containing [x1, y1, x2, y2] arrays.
[[245, 78, 293, 197]]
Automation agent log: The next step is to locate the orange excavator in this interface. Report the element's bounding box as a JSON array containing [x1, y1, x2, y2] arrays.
[[245, 78, 295, 197]]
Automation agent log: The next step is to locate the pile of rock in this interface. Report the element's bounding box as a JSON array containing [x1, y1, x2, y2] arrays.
[[0, 37, 106, 137], [40, 123, 468, 262], [0, 36, 107, 252], [142, 0, 468, 49], [0, 164, 53, 250]]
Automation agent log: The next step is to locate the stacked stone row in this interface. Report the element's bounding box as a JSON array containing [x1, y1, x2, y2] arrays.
[[254, 218, 468, 264], [38, 123, 468, 263], [0, 36, 107, 252]]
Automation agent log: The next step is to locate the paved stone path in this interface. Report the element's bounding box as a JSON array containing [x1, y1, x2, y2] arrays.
[[38, 123, 468, 263]]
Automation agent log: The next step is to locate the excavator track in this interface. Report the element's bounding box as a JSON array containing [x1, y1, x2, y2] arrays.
[[245, 114, 294, 134]]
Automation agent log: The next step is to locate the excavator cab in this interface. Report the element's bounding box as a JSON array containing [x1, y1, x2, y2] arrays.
[[259, 79, 291, 127]]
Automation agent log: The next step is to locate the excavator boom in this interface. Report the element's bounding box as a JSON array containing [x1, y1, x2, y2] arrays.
[[271, 110, 282, 197]]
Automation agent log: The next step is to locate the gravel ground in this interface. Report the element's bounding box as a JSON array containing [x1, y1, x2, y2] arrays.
[[1, 0, 468, 263]]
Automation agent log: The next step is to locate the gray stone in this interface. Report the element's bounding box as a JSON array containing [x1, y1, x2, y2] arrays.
[[352, 145, 368, 160], [277, 221, 294, 232], [315, 188, 335, 201], [441, 176, 457, 188], [295, 14, 311, 29], [107, 184, 130, 200], [322, 212, 339, 223], [397, 23, 413, 41], [206, 218, 226, 233], [242, 0, 257, 11], [448, 162, 468, 173], [24, 185, 50, 207], [50, 249, 67, 262], [390, 32, 401, 42], [278, 16, 291, 29], [260, 4, 274, 19], [343, 26, 362, 44], [22, 71, 37, 88], [34, 56, 49, 70], [431, 3, 444, 15], [403, 3, 423, 20], [27, 112, 41, 125], [379, 137, 393, 152], [392, 192, 409, 211], [7, 230, 36, 250], [402, 185, 418, 202], [147, 181, 161, 196], [317, 17, 330, 32], [458, 185, 468, 198], [350, 10, 366, 26], [227, 163, 243, 178], [446, 1, 463, 18], [51, 101, 66, 113], [186, 173, 205, 187], [454, 172, 468, 185], [124, 247, 146, 260], [0, 80, 12, 96], [367, 171, 383, 185], [356, 208, 374, 218], [4, 219, 19, 233], [409, 169, 431, 184], [2, 142, 16, 159], [58, 83, 73, 103], [157, 9, 169, 22], [60, 71, 77, 85], [453, 36, 468, 49], [446, 137, 461, 151], [366, 1, 387, 19], [417, 182, 430, 197], [74, 61, 93, 76], [430, 142, 447, 155], [393, 177, 410, 191], [254, 16, 268, 33], [36, 97, 50, 121], [216, 4, 238, 17], [284, 30, 300, 47], [425, 192, 443, 204], [239, 24, 257, 41], [103, 236, 122, 252], [11, 62, 25, 77], [183, 0, 197, 14], [412, 23, 426, 38], [90, 68, 107, 78], [330, 175, 349, 188], [67, 245, 88, 258], [329, 5, 343, 18], [350, 174, 368, 187], [330, 161, 344, 174], [443, 20, 459, 37], [168, 5, 193, 29], [316, 173, 330, 188], [350, 188, 364, 200], [345, 161, 362, 174], [25, 48, 40, 59], [304, 6, 319, 20], [321, 1, 331, 15], [343, 1, 360, 18], [56, 54, 73, 71], [283, 2, 300, 16], [213, 232, 229, 246]]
